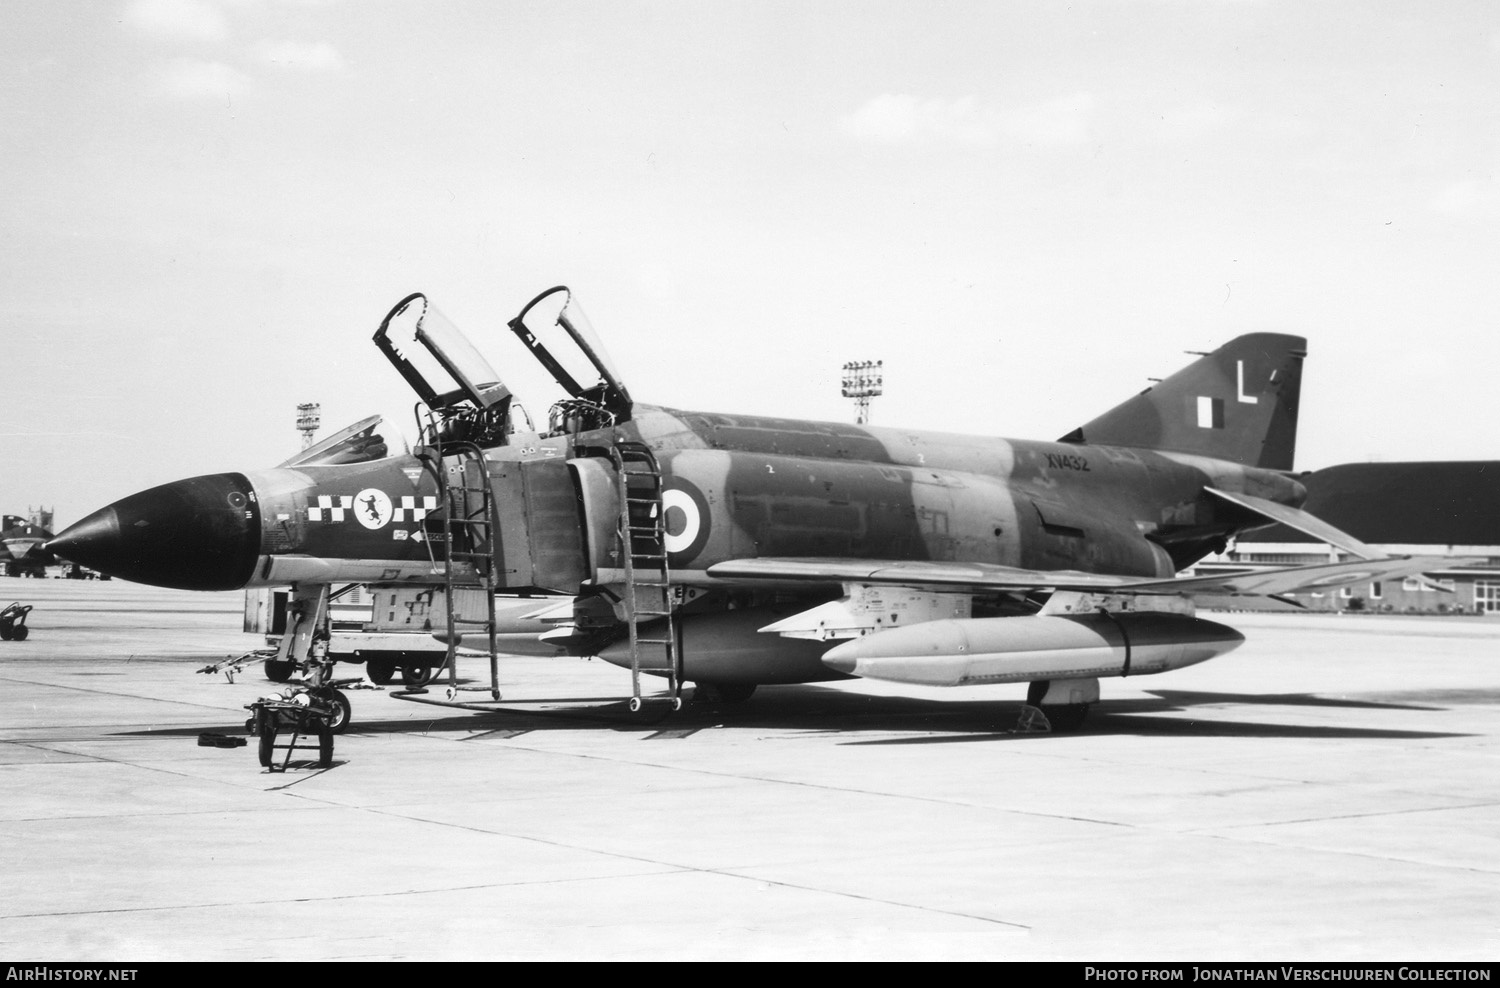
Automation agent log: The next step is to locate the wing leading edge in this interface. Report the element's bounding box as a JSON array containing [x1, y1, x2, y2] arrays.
[[706, 554, 1472, 599]]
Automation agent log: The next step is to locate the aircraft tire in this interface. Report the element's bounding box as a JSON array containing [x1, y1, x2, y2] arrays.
[[1040, 703, 1090, 733], [366, 659, 395, 685], [11, 626, 27, 642], [0, 626, 12, 641], [693, 682, 757, 705], [264, 658, 295, 683]]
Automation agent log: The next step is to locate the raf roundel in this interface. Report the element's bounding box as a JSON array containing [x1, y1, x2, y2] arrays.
[[661, 479, 711, 565], [353, 489, 394, 530]]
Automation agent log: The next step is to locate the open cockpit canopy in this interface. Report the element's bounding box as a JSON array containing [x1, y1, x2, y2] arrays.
[[507, 286, 631, 419], [374, 286, 631, 442], [373, 293, 513, 412]]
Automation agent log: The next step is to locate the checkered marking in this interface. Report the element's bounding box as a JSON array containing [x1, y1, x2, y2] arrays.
[[308, 495, 353, 522], [393, 496, 438, 522]]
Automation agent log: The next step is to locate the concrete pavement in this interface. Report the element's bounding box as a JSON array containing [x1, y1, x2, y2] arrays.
[[1, 580, 1498, 960]]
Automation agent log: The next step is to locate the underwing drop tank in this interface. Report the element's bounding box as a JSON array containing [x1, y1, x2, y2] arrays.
[[598, 607, 845, 685], [821, 612, 1244, 687]]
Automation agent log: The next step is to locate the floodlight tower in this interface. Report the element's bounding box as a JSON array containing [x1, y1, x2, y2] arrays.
[[296, 402, 322, 449], [841, 360, 884, 425]]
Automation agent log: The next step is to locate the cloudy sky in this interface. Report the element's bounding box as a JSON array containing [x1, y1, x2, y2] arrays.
[[3, 1, 1498, 526]]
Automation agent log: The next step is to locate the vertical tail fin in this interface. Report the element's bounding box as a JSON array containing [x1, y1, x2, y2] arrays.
[[1060, 333, 1306, 470]]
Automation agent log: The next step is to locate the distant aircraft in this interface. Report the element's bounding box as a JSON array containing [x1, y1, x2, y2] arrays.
[[48, 287, 1459, 731], [1, 516, 56, 578]]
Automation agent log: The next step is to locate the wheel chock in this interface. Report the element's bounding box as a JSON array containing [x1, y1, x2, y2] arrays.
[[197, 732, 248, 748]]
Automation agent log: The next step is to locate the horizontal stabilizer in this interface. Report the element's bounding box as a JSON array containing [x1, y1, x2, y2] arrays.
[[1132, 555, 1474, 597], [1207, 488, 1383, 560]]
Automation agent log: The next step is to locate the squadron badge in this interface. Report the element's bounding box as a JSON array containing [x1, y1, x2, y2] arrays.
[[354, 488, 394, 530]]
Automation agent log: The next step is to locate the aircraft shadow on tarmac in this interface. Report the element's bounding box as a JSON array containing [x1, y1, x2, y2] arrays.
[[849, 688, 1473, 745], [1143, 688, 1445, 712], [115, 678, 1474, 746]]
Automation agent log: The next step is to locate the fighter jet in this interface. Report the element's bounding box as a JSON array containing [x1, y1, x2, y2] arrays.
[[48, 286, 1458, 731], [2, 516, 56, 578]]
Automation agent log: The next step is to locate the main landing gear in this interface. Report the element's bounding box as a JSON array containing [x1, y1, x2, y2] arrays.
[[691, 682, 757, 705], [1016, 678, 1098, 733]]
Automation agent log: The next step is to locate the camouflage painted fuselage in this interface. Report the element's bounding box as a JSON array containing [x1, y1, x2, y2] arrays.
[[237, 403, 1302, 594]]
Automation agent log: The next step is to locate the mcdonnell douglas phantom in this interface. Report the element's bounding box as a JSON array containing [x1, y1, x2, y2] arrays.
[[47, 287, 1457, 732]]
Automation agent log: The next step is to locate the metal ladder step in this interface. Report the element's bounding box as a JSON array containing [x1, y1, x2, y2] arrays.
[[612, 439, 682, 713], [418, 429, 505, 705]]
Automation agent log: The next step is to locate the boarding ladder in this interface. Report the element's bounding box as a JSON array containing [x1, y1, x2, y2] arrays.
[[416, 432, 502, 701], [610, 440, 683, 712]]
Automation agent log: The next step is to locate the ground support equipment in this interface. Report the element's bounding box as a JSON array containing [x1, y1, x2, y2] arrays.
[[197, 647, 278, 683], [246, 692, 338, 771], [0, 602, 33, 641]]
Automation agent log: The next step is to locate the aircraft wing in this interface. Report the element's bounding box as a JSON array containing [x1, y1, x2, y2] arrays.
[[707, 554, 1473, 599], [706, 558, 1134, 592], [1123, 555, 1475, 597]]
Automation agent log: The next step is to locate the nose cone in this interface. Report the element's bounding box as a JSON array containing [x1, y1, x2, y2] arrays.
[[47, 473, 261, 590]]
